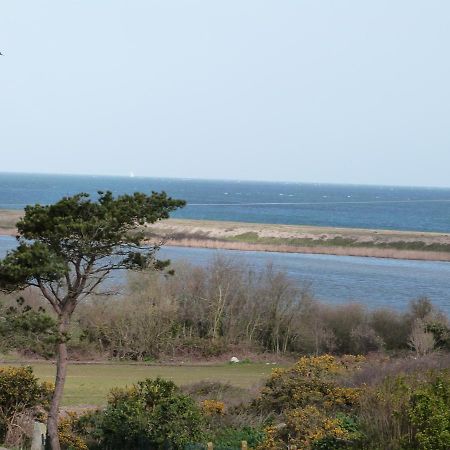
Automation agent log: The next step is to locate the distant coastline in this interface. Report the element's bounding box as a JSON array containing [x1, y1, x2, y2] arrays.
[[2, 210, 449, 262]]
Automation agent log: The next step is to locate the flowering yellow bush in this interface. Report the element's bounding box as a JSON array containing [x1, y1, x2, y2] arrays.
[[258, 426, 282, 450], [58, 413, 88, 450], [0, 366, 54, 442], [255, 356, 364, 449], [107, 385, 138, 406], [284, 406, 350, 449], [0, 366, 53, 413], [292, 355, 344, 376], [258, 407, 357, 450], [257, 355, 363, 414], [201, 399, 225, 416]]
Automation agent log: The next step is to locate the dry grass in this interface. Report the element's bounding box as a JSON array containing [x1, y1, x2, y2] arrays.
[[348, 352, 450, 387]]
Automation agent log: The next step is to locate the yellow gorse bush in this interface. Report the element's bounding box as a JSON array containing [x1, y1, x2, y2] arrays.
[[107, 385, 138, 406], [259, 355, 364, 413], [0, 366, 54, 445], [256, 355, 364, 449], [201, 399, 225, 416], [58, 412, 88, 450], [0, 366, 53, 418], [258, 426, 282, 450], [285, 405, 351, 449]]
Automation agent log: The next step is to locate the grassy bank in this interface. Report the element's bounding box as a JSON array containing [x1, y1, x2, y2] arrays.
[[2, 209, 450, 261], [2, 361, 279, 406], [146, 218, 450, 261]]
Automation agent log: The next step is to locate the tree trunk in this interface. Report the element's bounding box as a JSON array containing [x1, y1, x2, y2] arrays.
[[47, 315, 70, 450]]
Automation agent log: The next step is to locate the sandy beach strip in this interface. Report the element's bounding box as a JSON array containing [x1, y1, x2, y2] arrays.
[[146, 219, 450, 261], [1, 210, 450, 261], [0, 209, 22, 236]]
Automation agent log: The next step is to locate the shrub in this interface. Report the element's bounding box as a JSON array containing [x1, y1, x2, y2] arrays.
[[182, 381, 251, 408], [408, 373, 450, 449], [0, 366, 53, 444], [173, 337, 230, 358], [349, 324, 384, 354], [69, 409, 104, 450], [369, 309, 409, 350], [211, 426, 265, 449], [255, 356, 363, 449], [183, 381, 235, 399], [58, 413, 88, 450], [261, 407, 359, 450], [349, 354, 450, 387], [426, 322, 450, 351], [408, 319, 436, 356], [0, 298, 57, 357], [357, 374, 414, 449], [255, 355, 363, 414], [357, 369, 450, 449], [322, 305, 367, 354], [100, 377, 205, 449], [201, 399, 225, 416]]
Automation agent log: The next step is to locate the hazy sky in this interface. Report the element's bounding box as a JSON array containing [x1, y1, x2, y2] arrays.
[[1, 1, 450, 186]]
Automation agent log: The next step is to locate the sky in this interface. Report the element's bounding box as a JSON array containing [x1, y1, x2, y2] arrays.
[[1, 1, 450, 187]]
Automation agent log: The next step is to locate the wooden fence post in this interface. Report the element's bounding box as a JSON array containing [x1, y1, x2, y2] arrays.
[[207, 442, 214, 450], [241, 441, 248, 450]]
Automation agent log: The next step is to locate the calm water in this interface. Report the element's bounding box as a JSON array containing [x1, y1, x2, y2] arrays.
[[1, 236, 450, 315], [2, 172, 450, 231], [2, 173, 450, 315]]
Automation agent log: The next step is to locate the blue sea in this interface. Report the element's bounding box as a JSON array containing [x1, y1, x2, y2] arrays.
[[1, 172, 450, 314], [1, 172, 450, 232]]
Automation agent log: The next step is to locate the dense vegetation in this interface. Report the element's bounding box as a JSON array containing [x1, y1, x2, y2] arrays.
[[0, 366, 53, 448], [1, 257, 449, 361], [79, 259, 449, 359], [1, 257, 450, 448], [1, 355, 450, 449]]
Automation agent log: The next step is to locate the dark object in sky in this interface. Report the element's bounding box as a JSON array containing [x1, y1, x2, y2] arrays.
[[0, 52, 3, 56]]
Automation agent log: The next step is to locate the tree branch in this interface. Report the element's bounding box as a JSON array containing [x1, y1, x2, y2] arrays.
[[37, 279, 61, 315]]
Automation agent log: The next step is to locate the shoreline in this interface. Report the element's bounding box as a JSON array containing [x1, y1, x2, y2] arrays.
[[146, 219, 450, 262], [2, 210, 450, 262], [160, 238, 450, 261]]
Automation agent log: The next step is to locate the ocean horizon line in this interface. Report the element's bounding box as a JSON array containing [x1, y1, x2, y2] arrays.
[[1, 170, 450, 191]]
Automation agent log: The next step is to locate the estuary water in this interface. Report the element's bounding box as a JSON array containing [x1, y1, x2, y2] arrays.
[[2, 172, 450, 232], [2, 173, 450, 314], [1, 236, 450, 315]]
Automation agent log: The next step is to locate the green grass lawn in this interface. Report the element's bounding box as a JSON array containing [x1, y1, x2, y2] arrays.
[[3, 362, 280, 406]]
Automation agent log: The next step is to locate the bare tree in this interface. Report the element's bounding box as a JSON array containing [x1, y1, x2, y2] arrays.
[[408, 319, 435, 356]]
